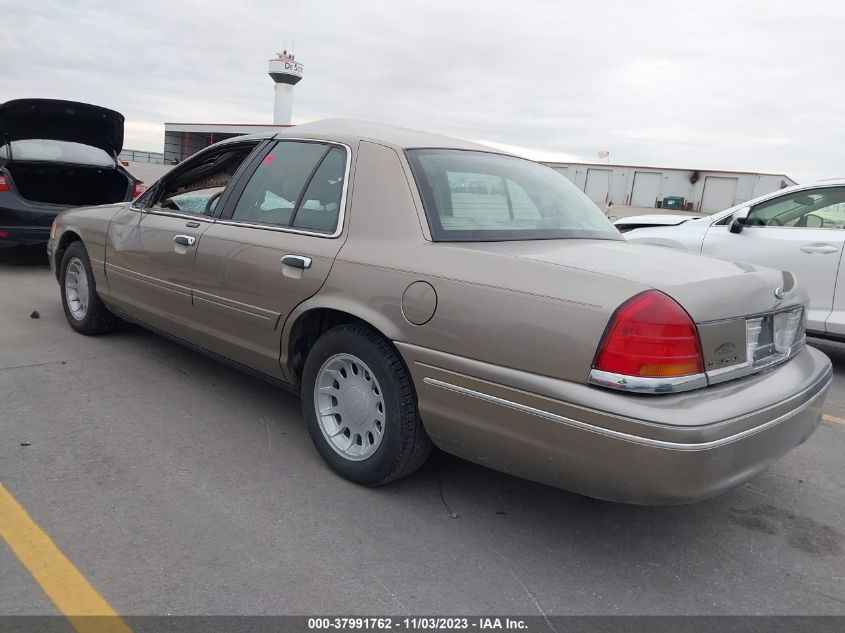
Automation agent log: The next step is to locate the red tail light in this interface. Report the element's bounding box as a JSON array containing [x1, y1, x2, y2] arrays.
[[594, 290, 704, 378], [0, 176, 9, 192], [133, 183, 148, 199]]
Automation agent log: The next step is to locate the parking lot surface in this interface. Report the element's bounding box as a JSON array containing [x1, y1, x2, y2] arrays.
[[1, 252, 844, 617]]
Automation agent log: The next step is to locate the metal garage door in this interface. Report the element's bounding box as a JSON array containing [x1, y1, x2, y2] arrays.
[[551, 165, 575, 184], [630, 171, 662, 207], [700, 176, 738, 212], [584, 169, 611, 203]]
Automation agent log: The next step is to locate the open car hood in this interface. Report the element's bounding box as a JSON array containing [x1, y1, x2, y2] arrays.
[[0, 99, 124, 156]]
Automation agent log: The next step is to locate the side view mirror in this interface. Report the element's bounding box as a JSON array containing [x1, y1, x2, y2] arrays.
[[729, 217, 747, 234], [729, 207, 751, 234], [804, 213, 824, 228]]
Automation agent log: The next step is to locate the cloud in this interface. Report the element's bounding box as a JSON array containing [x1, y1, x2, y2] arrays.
[[1, 0, 843, 182]]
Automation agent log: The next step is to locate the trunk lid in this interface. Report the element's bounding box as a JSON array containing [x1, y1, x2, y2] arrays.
[[0, 99, 124, 156], [457, 239, 802, 323]]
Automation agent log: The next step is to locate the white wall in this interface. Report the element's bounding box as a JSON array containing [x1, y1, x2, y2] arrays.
[[544, 162, 796, 213]]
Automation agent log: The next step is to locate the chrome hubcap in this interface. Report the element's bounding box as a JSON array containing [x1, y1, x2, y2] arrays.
[[314, 354, 386, 461], [64, 257, 89, 321]]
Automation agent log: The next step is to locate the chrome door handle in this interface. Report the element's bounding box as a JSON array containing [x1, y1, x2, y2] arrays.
[[173, 235, 196, 246], [800, 244, 838, 254], [281, 255, 312, 269]]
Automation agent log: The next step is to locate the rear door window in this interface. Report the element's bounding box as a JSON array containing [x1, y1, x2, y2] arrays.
[[292, 147, 346, 233], [230, 141, 347, 234]]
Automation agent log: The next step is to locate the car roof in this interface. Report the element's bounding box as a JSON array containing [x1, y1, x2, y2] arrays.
[[213, 132, 277, 146], [272, 118, 495, 152]]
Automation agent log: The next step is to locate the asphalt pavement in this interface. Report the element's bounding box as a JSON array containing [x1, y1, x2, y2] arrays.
[[1, 249, 843, 617]]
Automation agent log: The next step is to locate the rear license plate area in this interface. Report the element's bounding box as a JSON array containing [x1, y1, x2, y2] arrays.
[[746, 307, 803, 368]]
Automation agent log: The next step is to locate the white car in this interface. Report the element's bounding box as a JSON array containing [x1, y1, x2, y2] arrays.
[[617, 180, 845, 339]]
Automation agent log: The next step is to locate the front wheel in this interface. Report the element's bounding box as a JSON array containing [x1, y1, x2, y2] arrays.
[[60, 241, 118, 335], [302, 323, 432, 485]]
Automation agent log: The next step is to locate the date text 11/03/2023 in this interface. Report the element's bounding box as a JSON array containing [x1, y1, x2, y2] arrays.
[[307, 617, 529, 630]]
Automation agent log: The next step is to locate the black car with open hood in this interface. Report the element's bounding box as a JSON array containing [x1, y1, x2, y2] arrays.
[[0, 98, 139, 249]]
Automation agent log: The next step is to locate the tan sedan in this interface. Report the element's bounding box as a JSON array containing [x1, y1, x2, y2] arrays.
[[47, 120, 832, 504]]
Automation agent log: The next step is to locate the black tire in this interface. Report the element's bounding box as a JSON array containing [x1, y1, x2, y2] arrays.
[[302, 323, 432, 485], [60, 241, 118, 335]]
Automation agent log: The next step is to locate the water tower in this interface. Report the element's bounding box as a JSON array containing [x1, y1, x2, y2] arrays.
[[268, 50, 304, 125]]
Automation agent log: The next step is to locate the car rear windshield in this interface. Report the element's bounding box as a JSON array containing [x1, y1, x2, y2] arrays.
[[406, 149, 621, 242], [0, 139, 114, 167]]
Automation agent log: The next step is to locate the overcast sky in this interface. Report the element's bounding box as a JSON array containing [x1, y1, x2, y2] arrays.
[[2, 0, 842, 182]]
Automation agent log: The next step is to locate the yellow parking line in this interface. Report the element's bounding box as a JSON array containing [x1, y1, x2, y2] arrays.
[[0, 483, 133, 633], [823, 413, 845, 426]]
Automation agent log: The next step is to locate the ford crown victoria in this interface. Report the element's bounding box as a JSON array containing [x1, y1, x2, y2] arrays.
[[47, 120, 831, 504]]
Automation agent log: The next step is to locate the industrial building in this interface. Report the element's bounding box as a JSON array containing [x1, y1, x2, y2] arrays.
[[543, 161, 796, 212]]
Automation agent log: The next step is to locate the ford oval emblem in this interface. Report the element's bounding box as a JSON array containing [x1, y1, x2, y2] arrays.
[[774, 287, 786, 299]]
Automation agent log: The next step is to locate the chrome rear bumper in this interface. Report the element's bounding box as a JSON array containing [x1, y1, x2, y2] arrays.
[[399, 343, 832, 504]]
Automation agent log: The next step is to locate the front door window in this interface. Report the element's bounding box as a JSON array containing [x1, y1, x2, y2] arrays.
[[139, 143, 257, 216], [746, 187, 845, 229]]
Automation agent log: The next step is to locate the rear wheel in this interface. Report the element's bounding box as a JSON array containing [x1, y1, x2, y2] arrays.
[[302, 323, 432, 485], [60, 241, 118, 335]]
